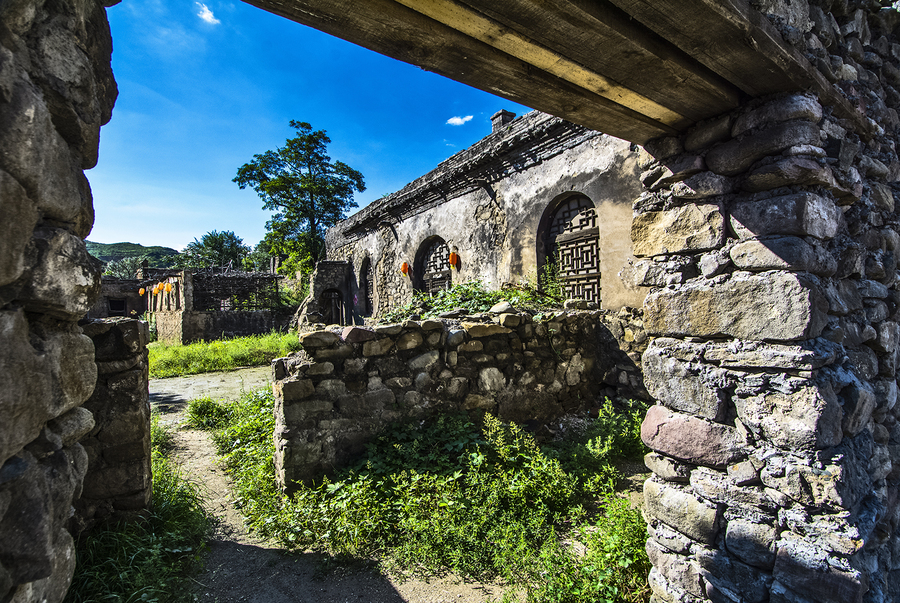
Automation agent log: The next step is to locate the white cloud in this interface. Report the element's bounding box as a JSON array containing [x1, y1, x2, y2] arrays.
[[446, 115, 473, 126], [196, 2, 221, 24]]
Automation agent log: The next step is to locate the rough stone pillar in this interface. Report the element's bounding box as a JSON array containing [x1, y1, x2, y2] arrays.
[[0, 0, 117, 600], [636, 90, 900, 602], [75, 318, 152, 534]]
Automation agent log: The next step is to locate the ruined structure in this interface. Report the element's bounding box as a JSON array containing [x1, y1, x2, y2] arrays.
[[86, 275, 145, 319], [274, 308, 649, 488], [5, 0, 900, 602], [148, 269, 285, 344], [308, 110, 645, 324]]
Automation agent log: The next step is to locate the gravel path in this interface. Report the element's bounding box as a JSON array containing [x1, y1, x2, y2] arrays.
[[150, 367, 504, 603]]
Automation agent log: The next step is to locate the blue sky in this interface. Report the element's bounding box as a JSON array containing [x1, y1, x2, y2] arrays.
[[87, 0, 530, 251]]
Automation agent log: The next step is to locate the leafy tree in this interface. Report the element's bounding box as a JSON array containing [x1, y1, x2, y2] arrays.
[[103, 255, 147, 279], [242, 243, 272, 273], [234, 121, 365, 271], [174, 230, 250, 269]]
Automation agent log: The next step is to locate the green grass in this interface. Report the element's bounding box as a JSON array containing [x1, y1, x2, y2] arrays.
[[149, 331, 302, 379], [66, 415, 210, 603], [188, 390, 651, 602], [379, 277, 564, 324]]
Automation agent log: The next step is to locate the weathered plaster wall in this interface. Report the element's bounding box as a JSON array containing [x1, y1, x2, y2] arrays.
[[273, 308, 648, 490], [86, 277, 145, 319], [0, 0, 117, 600], [637, 2, 900, 601], [324, 112, 645, 321], [76, 319, 152, 534]]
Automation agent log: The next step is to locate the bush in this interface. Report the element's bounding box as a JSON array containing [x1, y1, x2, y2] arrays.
[[66, 416, 210, 603], [149, 331, 301, 379], [189, 391, 651, 601]]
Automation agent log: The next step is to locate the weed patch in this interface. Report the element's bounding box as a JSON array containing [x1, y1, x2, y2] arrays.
[[149, 331, 301, 379], [192, 390, 650, 601], [65, 416, 210, 603]]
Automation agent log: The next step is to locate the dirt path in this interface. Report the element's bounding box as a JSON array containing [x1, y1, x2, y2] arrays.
[[151, 368, 504, 603]]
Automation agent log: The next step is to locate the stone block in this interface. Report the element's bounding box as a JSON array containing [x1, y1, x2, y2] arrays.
[[725, 519, 777, 570], [362, 337, 394, 357], [631, 204, 723, 257], [341, 326, 376, 343], [644, 479, 721, 544], [684, 114, 732, 152], [733, 95, 822, 137], [644, 452, 690, 482], [396, 331, 423, 350], [644, 271, 828, 341], [642, 341, 729, 420], [498, 313, 521, 328], [420, 319, 443, 331], [870, 182, 894, 212], [20, 228, 101, 320], [729, 193, 843, 241], [0, 169, 38, 287], [306, 362, 334, 376], [841, 383, 877, 437], [463, 394, 494, 410], [315, 379, 348, 399], [646, 539, 703, 597], [695, 545, 773, 603], [670, 171, 734, 199], [463, 323, 511, 338], [409, 350, 439, 370], [479, 367, 506, 392], [299, 331, 339, 348], [374, 323, 402, 336], [364, 388, 395, 408], [275, 378, 314, 402], [734, 381, 842, 450], [641, 405, 745, 468], [706, 120, 821, 176], [773, 535, 866, 603], [743, 157, 837, 192], [446, 329, 466, 346]]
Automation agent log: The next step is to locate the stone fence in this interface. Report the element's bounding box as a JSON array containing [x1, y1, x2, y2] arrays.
[[75, 318, 152, 533], [274, 307, 648, 490]]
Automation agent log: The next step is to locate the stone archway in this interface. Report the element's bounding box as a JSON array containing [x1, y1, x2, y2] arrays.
[[359, 257, 375, 317], [539, 193, 600, 304], [414, 237, 452, 295]]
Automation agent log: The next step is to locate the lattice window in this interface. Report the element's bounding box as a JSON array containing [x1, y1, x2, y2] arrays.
[[192, 272, 280, 312], [421, 239, 451, 295], [548, 196, 601, 303]]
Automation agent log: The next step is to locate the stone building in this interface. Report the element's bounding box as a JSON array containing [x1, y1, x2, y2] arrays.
[[147, 269, 286, 344], [307, 110, 646, 324], [86, 276, 145, 319]]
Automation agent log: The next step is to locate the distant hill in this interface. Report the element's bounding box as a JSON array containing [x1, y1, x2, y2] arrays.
[[86, 241, 180, 268]]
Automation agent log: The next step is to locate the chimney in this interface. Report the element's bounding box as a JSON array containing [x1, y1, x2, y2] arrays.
[[490, 109, 516, 133]]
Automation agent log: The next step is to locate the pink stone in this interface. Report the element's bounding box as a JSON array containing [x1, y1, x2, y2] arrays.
[[641, 405, 745, 468]]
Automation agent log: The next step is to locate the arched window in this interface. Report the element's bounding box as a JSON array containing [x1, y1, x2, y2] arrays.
[[415, 237, 452, 295], [541, 194, 600, 303], [320, 289, 344, 325], [360, 257, 375, 317]]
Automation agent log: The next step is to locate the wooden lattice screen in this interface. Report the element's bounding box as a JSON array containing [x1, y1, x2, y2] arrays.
[[192, 271, 281, 312], [548, 196, 601, 303]]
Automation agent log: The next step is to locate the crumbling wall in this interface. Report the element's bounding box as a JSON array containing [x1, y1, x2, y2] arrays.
[[75, 318, 152, 534], [0, 0, 117, 600], [638, 3, 900, 600], [273, 308, 648, 490]]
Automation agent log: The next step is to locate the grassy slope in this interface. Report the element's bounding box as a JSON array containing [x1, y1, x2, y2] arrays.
[[86, 241, 180, 268], [148, 332, 302, 379]]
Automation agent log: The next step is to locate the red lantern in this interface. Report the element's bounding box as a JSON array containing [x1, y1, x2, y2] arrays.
[[400, 262, 410, 275], [139, 288, 145, 295], [165, 283, 173, 292], [448, 252, 458, 267]]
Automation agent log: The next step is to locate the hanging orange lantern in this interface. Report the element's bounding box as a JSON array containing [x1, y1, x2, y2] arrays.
[[448, 252, 458, 268], [165, 283, 173, 292], [139, 287, 145, 295], [400, 262, 409, 275]]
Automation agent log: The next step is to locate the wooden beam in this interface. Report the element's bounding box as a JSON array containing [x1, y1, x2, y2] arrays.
[[393, 0, 693, 129], [244, 0, 679, 143], [610, 0, 872, 135], [457, 0, 743, 122]]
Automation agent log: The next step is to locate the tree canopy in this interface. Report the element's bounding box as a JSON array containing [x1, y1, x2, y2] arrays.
[[234, 121, 365, 273], [174, 230, 251, 269]]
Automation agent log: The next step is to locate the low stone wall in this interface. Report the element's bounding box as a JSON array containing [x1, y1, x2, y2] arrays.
[[273, 308, 648, 490], [75, 318, 152, 533]]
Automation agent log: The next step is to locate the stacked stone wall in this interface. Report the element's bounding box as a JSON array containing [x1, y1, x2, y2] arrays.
[[273, 308, 648, 489], [0, 0, 116, 600], [75, 318, 152, 534], [637, 3, 900, 599]]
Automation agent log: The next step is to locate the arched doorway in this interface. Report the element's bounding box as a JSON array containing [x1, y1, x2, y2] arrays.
[[320, 289, 344, 325], [415, 237, 452, 295], [541, 194, 600, 303], [360, 257, 375, 316]]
